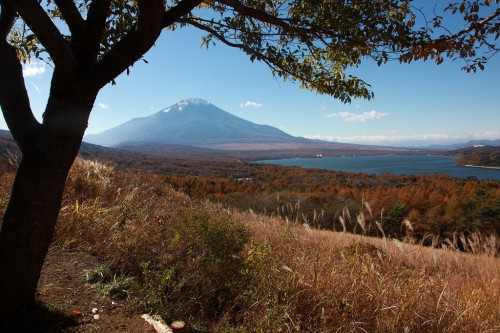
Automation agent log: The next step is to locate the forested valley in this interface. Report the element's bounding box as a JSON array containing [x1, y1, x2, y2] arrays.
[[165, 162, 500, 246]]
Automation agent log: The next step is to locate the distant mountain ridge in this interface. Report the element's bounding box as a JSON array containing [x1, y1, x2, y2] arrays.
[[6, 105, 499, 152], [425, 139, 500, 150], [85, 98, 302, 148]]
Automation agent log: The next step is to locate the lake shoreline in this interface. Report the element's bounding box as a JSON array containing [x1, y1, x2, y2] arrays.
[[465, 165, 500, 170], [259, 155, 500, 181]]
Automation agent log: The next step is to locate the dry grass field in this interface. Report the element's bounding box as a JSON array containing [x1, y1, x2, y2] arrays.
[[0, 157, 498, 332]]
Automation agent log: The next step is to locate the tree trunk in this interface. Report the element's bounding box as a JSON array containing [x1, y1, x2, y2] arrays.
[[0, 84, 94, 318]]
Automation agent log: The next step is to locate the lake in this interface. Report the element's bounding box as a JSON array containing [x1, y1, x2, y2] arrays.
[[258, 155, 500, 181]]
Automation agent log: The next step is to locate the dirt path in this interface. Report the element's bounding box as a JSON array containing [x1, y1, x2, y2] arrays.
[[2, 247, 156, 333]]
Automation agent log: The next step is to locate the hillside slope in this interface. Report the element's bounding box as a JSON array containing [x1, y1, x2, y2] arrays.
[[453, 146, 500, 167], [1, 156, 497, 332]]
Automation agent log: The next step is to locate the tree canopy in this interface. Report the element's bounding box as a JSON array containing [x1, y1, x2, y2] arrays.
[[3, 1, 499, 104]]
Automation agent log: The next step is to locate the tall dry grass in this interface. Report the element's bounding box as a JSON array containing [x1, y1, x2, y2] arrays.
[[0, 157, 498, 332], [232, 210, 499, 332]]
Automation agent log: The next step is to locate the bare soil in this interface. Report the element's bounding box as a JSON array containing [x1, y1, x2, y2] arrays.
[[1, 247, 156, 333]]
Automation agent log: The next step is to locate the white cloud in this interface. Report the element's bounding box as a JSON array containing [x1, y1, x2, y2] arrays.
[[240, 101, 263, 108], [22, 61, 46, 77], [326, 110, 388, 122], [470, 131, 500, 140], [98, 102, 109, 110], [305, 131, 500, 146]]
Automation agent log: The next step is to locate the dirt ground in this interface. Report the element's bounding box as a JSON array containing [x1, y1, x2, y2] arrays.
[[1, 247, 157, 333]]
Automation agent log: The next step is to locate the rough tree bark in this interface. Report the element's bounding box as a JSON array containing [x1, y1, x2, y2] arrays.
[[0, 64, 97, 315], [0, 130, 85, 311]]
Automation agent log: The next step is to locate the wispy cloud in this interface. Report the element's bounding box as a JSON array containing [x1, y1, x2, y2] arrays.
[[22, 61, 46, 77], [240, 101, 263, 108], [305, 131, 500, 146], [31, 82, 41, 92], [326, 110, 388, 122], [98, 102, 109, 110]]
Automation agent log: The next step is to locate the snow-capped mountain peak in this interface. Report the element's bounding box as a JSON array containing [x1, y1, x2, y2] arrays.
[[181, 98, 210, 105], [162, 98, 209, 112], [85, 98, 296, 147], [177, 98, 210, 110]]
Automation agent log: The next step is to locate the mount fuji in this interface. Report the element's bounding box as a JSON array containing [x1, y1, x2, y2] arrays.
[[84, 98, 308, 149]]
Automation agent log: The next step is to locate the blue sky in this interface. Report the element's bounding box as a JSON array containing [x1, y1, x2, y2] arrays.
[[5, 16, 500, 147]]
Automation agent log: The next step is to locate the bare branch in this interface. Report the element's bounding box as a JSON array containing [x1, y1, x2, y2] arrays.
[[162, 0, 203, 28], [182, 18, 255, 53], [53, 0, 85, 37], [88, 0, 165, 89], [86, 0, 112, 59], [218, 0, 295, 35], [11, 0, 75, 73]]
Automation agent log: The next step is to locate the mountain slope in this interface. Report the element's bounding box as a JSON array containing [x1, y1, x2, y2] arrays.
[[85, 98, 300, 147]]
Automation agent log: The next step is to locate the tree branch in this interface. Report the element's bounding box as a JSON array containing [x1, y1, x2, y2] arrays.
[[87, 0, 165, 89], [11, 0, 76, 73], [0, 40, 41, 151], [218, 0, 294, 35], [214, 0, 336, 48], [183, 16, 371, 101], [443, 7, 500, 41], [0, 1, 16, 40], [86, 0, 112, 60], [161, 0, 203, 28], [181, 18, 315, 88], [53, 0, 86, 37]]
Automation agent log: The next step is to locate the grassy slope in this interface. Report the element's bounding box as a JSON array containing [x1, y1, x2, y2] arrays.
[[0, 158, 499, 332]]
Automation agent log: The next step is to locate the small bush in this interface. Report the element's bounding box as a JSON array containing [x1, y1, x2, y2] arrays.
[[133, 207, 249, 327], [84, 265, 113, 284], [85, 265, 137, 301]]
